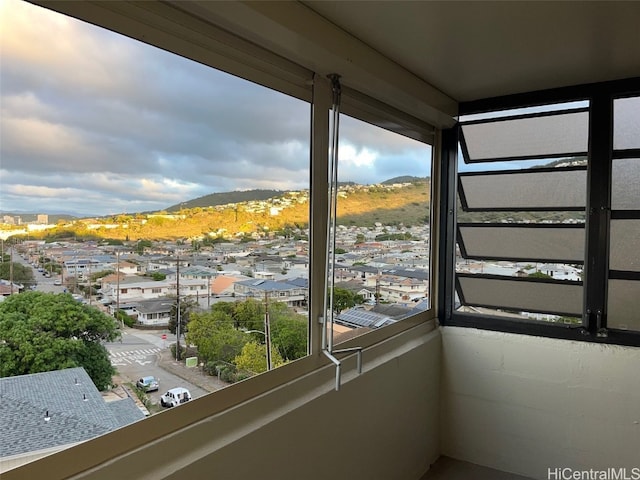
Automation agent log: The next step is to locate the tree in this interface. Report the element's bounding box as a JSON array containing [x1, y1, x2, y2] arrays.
[[270, 313, 307, 361], [91, 269, 114, 282], [331, 287, 365, 314], [0, 291, 119, 390], [185, 310, 249, 364], [234, 341, 284, 374], [233, 298, 264, 331], [135, 239, 152, 255], [528, 270, 553, 279], [0, 261, 34, 286], [167, 295, 198, 336]]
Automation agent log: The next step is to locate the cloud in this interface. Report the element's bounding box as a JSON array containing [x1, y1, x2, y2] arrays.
[[0, 0, 429, 217]]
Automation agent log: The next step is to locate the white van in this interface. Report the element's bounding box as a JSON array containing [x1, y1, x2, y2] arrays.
[[160, 387, 192, 407]]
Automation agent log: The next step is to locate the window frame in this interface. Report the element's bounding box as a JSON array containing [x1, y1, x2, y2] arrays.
[[3, 3, 440, 476], [439, 77, 640, 347]]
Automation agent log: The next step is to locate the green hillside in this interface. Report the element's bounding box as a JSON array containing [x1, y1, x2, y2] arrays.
[[166, 189, 282, 212], [26, 180, 432, 242]]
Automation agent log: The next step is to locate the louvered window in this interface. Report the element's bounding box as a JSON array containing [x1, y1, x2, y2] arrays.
[[607, 96, 640, 331], [441, 82, 640, 346], [456, 105, 587, 322]]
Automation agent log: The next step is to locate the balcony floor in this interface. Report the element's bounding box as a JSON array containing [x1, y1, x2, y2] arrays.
[[421, 456, 535, 480]]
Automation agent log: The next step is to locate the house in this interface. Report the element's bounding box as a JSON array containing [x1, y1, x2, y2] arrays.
[[63, 258, 112, 280], [233, 278, 307, 308], [116, 260, 140, 275], [0, 367, 144, 472], [132, 299, 173, 326], [0, 282, 21, 299], [210, 274, 246, 297], [8, 2, 639, 480]]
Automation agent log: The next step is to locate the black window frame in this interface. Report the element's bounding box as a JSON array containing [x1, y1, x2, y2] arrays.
[[439, 77, 640, 347]]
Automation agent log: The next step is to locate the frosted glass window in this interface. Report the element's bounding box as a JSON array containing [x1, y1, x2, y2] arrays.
[[607, 280, 640, 331], [458, 225, 584, 263], [457, 275, 583, 316], [462, 111, 589, 161], [613, 97, 640, 150], [611, 158, 640, 210], [459, 169, 586, 210], [609, 220, 640, 272]]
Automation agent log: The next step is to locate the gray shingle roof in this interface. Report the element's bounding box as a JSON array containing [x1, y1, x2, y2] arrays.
[[0, 367, 145, 458], [107, 398, 146, 427]]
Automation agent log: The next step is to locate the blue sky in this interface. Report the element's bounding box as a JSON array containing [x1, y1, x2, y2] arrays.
[[0, 0, 430, 217]]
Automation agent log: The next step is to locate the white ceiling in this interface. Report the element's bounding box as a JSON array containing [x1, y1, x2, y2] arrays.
[[304, 1, 640, 102], [35, 1, 640, 126]]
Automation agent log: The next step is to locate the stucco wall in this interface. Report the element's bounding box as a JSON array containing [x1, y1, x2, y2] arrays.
[[441, 327, 640, 479]]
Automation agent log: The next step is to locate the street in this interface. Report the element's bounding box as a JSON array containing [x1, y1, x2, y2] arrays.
[[106, 328, 210, 406], [8, 247, 222, 409], [9, 248, 66, 294]]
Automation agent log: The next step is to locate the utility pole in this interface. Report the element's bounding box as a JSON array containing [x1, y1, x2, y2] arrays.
[[87, 260, 92, 306], [264, 291, 272, 371], [175, 253, 181, 362], [9, 244, 14, 295], [116, 250, 122, 328]]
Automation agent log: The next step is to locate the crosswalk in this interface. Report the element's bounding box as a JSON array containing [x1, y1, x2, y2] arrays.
[[109, 348, 161, 366]]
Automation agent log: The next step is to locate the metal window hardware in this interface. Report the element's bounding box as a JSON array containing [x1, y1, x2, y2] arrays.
[[321, 74, 363, 391]]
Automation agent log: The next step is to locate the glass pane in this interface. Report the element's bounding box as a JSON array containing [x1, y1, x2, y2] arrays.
[[331, 114, 432, 343], [462, 111, 588, 161], [607, 279, 640, 331], [613, 96, 640, 150], [459, 101, 589, 122], [458, 225, 585, 263], [0, 0, 311, 455], [609, 220, 640, 271], [459, 169, 587, 210], [457, 275, 583, 316], [611, 158, 640, 210]]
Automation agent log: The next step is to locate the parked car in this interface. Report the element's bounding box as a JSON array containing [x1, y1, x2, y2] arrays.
[[136, 376, 159, 392], [160, 387, 192, 407], [53, 279, 62, 286]]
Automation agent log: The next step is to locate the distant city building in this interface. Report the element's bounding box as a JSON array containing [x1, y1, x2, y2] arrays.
[[36, 214, 48, 224]]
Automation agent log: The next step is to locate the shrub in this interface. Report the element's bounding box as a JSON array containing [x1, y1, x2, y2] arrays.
[[169, 343, 187, 359]]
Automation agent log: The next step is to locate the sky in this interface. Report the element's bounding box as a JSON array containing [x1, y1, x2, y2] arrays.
[[0, 0, 430, 218]]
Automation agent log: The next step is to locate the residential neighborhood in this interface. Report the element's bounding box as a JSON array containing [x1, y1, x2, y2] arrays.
[[4, 215, 433, 329]]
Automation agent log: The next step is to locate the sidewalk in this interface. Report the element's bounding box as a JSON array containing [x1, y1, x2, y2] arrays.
[[157, 349, 229, 393]]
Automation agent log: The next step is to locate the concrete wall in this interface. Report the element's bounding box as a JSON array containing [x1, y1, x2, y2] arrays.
[[6, 323, 441, 480], [441, 327, 640, 479]]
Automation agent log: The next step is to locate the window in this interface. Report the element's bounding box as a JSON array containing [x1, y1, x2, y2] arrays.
[[1, 0, 313, 462], [456, 104, 587, 323], [442, 83, 640, 346], [330, 113, 433, 339], [607, 96, 640, 332], [1, 1, 438, 472]]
